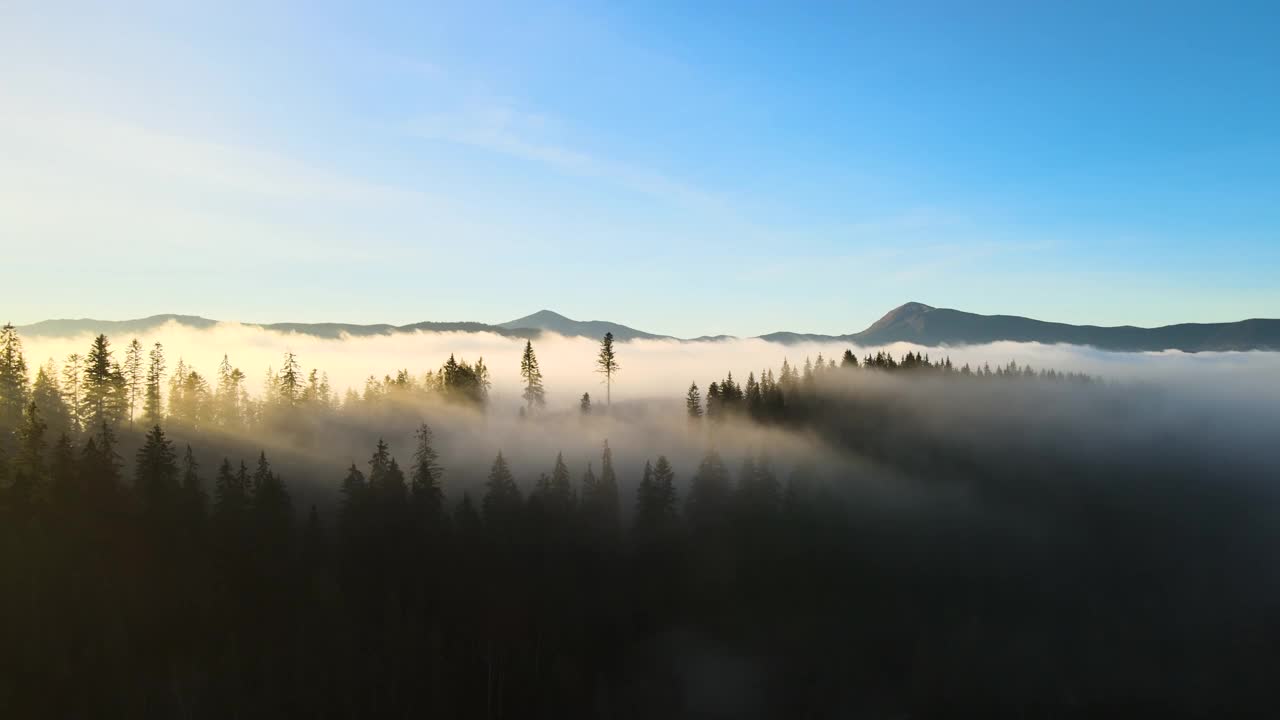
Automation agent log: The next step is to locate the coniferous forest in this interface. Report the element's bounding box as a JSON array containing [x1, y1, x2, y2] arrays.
[[2, 323, 1279, 718]]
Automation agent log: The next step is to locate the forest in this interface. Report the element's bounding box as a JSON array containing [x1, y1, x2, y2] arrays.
[[2, 323, 1279, 718]]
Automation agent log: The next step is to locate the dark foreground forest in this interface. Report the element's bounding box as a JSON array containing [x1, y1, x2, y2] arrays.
[[2, 325, 1279, 718]]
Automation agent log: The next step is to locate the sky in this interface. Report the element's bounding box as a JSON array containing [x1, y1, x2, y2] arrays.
[[2, 1, 1278, 337]]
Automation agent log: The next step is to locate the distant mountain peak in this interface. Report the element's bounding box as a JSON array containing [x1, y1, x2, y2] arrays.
[[16, 302, 1279, 352], [496, 310, 664, 341], [505, 309, 572, 325], [864, 301, 935, 334]]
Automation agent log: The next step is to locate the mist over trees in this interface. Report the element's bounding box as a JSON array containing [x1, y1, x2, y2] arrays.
[[1, 323, 1279, 717]]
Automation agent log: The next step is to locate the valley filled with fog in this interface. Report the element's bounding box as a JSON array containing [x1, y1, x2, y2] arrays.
[[3, 321, 1279, 716]]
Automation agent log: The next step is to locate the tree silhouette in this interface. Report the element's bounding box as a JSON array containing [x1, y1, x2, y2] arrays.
[[144, 342, 165, 424], [482, 451, 522, 529], [0, 323, 30, 444], [520, 340, 546, 412], [686, 382, 702, 419], [410, 423, 445, 525], [595, 332, 619, 406]]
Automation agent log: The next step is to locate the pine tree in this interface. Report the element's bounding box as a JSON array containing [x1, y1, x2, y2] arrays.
[[596, 332, 619, 407], [652, 455, 677, 522], [580, 392, 591, 415], [474, 356, 491, 402], [135, 424, 179, 523], [14, 401, 47, 494], [705, 381, 721, 419], [277, 352, 303, 408], [367, 439, 393, 495], [841, 349, 858, 368], [745, 372, 762, 417], [215, 355, 246, 430], [144, 343, 164, 424], [62, 352, 83, 434], [481, 451, 522, 527], [686, 382, 702, 419], [519, 340, 546, 412], [31, 361, 71, 440], [636, 455, 678, 536], [213, 458, 248, 528], [339, 463, 368, 533], [123, 339, 143, 429], [634, 460, 656, 531], [82, 421, 123, 508], [580, 462, 598, 508], [0, 323, 30, 441], [545, 451, 574, 512], [384, 457, 408, 508], [582, 440, 620, 533], [251, 451, 293, 543], [410, 423, 444, 524], [81, 335, 126, 430]]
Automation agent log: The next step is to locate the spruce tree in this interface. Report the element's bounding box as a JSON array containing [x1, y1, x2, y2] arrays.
[[481, 451, 522, 527], [548, 452, 574, 512], [339, 463, 368, 534], [213, 458, 248, 530], [135, 424, 179, 523], [251, 451, 293, 543], [519, 340, 546, 412], [144, 343, 164, 424], [595, 332, 619, 407], [31, 362, 71, 441], [367, 439, 392, 495], [634, 460, 656, 532], [652, 455, 677, 523], [685, 382, 702, 419], [0, 323, 30, 440], [80, 335, 126, 431], [123, 339, 143, 429], [580, 392, 591, 415], [582, 440, 620, 533], [14, 401, 47, 492], [635, 456, 678, 536], [410, 423, 444, 525], [277, 352, 303, 407], [61, 352, 83, 434], [81, 421, 123, 511]]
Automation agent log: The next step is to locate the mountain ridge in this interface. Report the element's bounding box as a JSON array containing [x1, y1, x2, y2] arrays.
[[14, 304, 1280, 353]]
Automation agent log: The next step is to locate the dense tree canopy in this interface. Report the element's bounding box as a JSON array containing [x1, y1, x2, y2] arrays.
[[0, 325, 1270, 717]]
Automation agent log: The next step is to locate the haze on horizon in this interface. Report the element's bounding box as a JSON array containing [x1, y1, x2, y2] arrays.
[[3, 1, 1279, 335]]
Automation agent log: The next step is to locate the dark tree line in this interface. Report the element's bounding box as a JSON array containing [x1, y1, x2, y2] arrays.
[[2, 324, 1277, 716], [0, 405, 843, 716], [688, 349, 1092, 425]]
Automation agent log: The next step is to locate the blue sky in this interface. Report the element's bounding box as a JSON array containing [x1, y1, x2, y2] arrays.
[[2, 1, 1277, 337]]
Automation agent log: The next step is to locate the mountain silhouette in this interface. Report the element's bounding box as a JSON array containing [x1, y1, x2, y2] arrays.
[[496, 310, 665, 341], [16, 304, 1280, 352]]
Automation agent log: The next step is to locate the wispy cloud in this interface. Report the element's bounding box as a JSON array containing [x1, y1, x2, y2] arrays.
[[409, 101, 729, 212]]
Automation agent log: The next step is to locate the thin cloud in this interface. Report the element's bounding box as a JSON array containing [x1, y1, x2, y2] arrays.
[[410, 102, 728, 211]]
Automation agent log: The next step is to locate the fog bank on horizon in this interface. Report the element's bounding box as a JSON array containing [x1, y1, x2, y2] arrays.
[[19, 321, 1280, 412]]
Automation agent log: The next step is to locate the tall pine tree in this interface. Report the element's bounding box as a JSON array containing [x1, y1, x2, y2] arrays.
[[519, 340, 546, 412]]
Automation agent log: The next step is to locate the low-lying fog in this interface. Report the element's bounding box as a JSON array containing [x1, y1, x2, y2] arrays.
[[17, 322, 1280, 521]]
